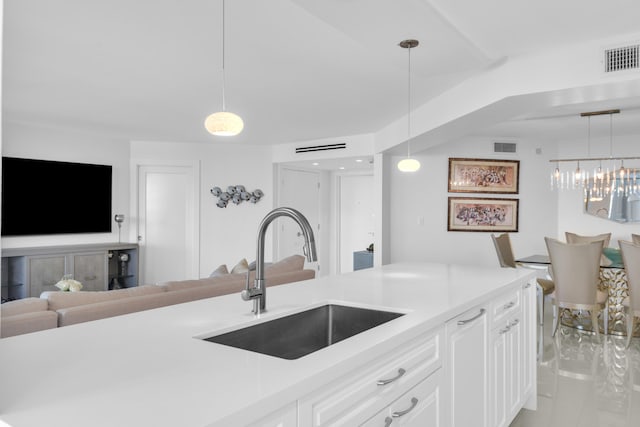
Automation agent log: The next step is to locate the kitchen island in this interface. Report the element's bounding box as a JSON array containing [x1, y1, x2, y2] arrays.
[[0, 262, 537, 427]]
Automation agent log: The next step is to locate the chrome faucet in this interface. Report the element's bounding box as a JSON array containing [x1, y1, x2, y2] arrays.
[[241, 207, 317, 314]]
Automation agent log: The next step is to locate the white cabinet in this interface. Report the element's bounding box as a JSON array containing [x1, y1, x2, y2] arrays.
[[298, 329, 442, 426], [489, 283, 536, 427], [520, 281, 536, 403], [445, 305, 489, 427], [362, 369, 442, 427]]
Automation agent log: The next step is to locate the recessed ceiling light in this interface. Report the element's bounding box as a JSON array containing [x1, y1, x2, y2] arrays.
[[312, 162, 319, 166], [339, 166, 345, 170], [355, 159, 363, 163]]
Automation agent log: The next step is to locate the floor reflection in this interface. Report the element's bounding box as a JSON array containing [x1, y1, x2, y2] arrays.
[[511, 302, 640, 427]]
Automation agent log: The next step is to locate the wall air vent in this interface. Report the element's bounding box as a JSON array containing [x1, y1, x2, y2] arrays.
[[604, 44, 639, 72], [295, 143, 347, 154], [494, 142, 517, 153]]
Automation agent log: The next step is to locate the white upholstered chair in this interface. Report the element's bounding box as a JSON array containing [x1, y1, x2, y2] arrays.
[[545, 237, 606, 338], [632, 234, 640, 245], [491, 233, 555, 326], [619, 240, 640, 348]]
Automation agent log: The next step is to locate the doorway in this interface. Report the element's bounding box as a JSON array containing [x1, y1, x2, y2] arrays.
[[338, 174, 375, 273], [135, 163, 199, 285], [277, 168, 321, 273]]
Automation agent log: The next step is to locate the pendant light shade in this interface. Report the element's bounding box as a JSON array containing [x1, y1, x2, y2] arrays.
[[205, 111, 244, 136], [205, 0, 243, 137], [397, 158, 421, 172], [397, 39, 420, 172]]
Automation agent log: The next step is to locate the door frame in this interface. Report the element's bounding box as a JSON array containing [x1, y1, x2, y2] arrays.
[[131, 160, 200, 284]]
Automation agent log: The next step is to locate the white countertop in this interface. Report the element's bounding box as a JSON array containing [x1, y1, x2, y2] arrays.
[[0, 262, 535, 427]]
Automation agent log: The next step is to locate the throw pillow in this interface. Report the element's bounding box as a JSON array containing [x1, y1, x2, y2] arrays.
[[231, 258, 250, 274], [209, 264, 229, 278]]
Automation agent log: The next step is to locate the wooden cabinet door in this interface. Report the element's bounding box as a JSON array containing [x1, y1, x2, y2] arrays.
[[445, 306, 489, 427], [72, 252, 107, 292], [28, 255, 66, 297]]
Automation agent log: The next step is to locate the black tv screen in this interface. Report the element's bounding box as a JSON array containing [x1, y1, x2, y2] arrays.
[[2, 157, 113, 236]]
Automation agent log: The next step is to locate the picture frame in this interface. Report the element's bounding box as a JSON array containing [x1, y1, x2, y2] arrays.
[[447, 197, 519, 232], [448, 158, 519, 194]]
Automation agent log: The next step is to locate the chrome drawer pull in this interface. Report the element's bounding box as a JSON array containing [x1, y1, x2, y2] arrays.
[[524, 282, 531, 289], [500, 326, 510, 334], [503, 301, 515, 310], [457, 308, 486, 325], [511, 319, 520, 327], [377, 368, 406, 386], [392, 397, 419, 418], [384, 417, 393, 427]]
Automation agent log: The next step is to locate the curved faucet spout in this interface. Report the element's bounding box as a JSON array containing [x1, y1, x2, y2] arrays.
[[243, 207, 317, 314]]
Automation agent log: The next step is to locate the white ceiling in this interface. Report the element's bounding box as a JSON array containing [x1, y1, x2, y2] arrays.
[[4, 0, 640, 149]]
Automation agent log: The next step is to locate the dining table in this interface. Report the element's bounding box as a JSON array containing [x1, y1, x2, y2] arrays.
[[516, 253, 630, 336]]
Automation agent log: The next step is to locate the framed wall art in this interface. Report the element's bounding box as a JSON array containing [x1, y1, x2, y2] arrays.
[[448, 158, 519, 194], [447, 197, 519, 232]]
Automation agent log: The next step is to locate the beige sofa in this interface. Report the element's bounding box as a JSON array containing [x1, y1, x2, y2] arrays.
[[1, 255, 314, 338]]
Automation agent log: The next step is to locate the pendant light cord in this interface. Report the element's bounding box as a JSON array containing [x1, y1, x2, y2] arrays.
[[221, 0, 227, 112], [407, 44, 412, 158]]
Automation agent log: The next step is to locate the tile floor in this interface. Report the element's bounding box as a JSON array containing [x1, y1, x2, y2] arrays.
[[510, 304, 640, 427]]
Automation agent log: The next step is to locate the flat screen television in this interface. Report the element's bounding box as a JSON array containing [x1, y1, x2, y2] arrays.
[[1, 157, 113, 236]]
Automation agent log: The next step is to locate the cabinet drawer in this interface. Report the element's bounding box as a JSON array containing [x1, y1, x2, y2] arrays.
[[491, 289, 520, 327], [362, 369, 442, 427], [299, 329, 442, 427]]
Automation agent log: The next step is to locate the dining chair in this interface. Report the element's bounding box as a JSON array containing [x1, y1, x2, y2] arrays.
[[619, 240, 640, 348], [565, 232, 611, 248], [632, 234, 640, 245], [544, 237, 606, 339], [491, 233, 555, 325]]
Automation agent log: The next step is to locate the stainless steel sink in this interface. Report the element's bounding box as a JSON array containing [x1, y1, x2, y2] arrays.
[[202, 304, 404, 360]]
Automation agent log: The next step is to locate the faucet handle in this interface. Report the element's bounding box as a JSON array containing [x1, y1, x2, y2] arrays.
[[241, 287, 262, 301]]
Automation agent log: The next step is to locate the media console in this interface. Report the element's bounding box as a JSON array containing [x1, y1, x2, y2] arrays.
[[1, 243, 138, 302]]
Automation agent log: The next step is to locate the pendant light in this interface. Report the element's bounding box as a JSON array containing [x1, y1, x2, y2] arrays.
[[204, 0, 244, 136], [397, 39, 421, 173]]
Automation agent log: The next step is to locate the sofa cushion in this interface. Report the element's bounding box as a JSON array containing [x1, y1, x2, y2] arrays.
[[1, 310, 58, 338], [1, 298, 49, 318], [157, 272, 246, 292], [41, 285, 166, 312], [265, 254, 305, 275]]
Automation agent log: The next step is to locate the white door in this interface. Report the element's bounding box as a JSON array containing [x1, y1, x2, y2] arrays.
[[137, 164, 199, 285], [278, 168, 320, 272], [339, 174, 374, 273]]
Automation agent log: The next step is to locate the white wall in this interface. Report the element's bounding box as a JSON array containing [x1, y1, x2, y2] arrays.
[[555, 133, 640, 247], [2, 121, 131, 248], [388, 137, 558, 267], [131, 141, 274, 277]]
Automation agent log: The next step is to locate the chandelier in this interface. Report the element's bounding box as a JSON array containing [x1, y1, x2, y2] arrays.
[[550, 109, 639, 199]]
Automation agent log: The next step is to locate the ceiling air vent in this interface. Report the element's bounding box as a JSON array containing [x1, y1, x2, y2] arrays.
[[295, 142, 346, 154], [604, 44, 639, 72], [494, 142, 517, 153]]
